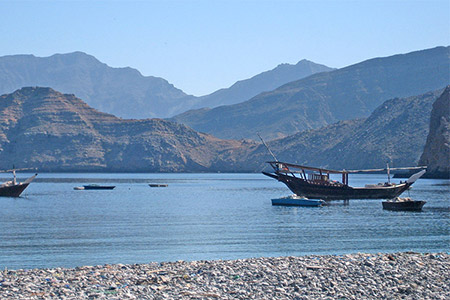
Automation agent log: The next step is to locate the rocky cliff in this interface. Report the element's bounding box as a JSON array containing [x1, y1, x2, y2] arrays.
[[418, 87, 450, 178], [0, 87, 255, 172]]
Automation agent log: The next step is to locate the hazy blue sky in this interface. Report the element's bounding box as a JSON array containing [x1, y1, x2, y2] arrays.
[[1, 0, 449, 96]]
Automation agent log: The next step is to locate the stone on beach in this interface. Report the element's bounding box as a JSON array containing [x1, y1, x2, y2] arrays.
[[0, 252, 448, 299]]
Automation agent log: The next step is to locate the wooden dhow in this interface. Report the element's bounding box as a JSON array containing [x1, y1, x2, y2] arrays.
[[263, 162, 426, 200]]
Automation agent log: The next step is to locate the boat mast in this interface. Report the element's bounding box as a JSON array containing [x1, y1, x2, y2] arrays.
[[387, 162, 391, 184], [257, 133, 279, 162]]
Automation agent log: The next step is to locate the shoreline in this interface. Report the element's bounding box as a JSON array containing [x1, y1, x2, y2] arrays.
[[1, 252, 448, 299]]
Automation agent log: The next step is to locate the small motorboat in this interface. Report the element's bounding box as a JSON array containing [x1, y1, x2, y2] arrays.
[[73, 186, 85, 190], [149, 184, 168, 187], [382, 197, 426, 211], [271, 195, 325, 207], [82, 184, 115, 190]]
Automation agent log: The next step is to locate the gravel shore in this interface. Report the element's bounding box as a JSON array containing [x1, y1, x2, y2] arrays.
[[1, 252, 448, 299]]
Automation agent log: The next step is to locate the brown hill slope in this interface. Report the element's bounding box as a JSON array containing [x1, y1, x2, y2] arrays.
[[0, 87, 255, 172]]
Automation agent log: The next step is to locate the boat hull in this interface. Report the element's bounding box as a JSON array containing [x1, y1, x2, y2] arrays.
[[265, 172, 411, 200], [382, 200, 426, 211], [0, 183, 30, 197], [272, 197, 324, 207], [83, 185, 115, 190]]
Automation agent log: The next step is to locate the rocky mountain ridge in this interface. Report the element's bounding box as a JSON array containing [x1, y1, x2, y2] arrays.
[[245, 88, 444, 171], [192, 59, 334, 109], [0, 87, 256, 172]]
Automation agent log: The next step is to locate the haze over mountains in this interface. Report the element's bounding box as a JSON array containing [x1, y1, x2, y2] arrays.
[[171, 46, 450, 140], [0, 52, 331, 119], [0, 52, 193, 119], [193, 60, 333, 109]]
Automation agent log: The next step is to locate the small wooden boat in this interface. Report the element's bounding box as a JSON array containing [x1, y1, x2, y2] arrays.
[[82, 184, 115, 190], [382, 197, 426, 211], [271, 195, 325, 207], [149, 184, 168, 187]]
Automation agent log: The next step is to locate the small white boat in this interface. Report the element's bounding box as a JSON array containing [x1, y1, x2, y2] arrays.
[[73, 186, 85, 190], [271, 195, 325, 207]]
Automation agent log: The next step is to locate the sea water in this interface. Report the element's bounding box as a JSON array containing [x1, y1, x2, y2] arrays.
[[0, 173, 448, 269]]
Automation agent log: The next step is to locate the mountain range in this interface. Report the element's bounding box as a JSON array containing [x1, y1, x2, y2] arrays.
[[0, 52, 331, 119], [171, 46, 450, 140], [0, 86, 444, 173], [0, 46, 449, 175]]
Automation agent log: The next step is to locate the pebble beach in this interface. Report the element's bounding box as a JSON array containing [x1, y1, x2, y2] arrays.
[[0, 252, 448, 299]]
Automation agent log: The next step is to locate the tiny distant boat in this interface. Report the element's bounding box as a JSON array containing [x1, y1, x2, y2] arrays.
[[0, 168, 37, 197], [82, 184, 115, 190], [73, 186, 85, 190], [382, 197, 426, 211], [149, 184, 168, 187], [271, 195, 325, 207]]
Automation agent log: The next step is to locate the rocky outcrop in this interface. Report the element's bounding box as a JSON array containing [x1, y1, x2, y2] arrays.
[[418, 87, 450, 178], [0, 87, 256, 172]]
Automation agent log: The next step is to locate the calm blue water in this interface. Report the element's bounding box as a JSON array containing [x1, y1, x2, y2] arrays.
[[0, 173, 448, 269]]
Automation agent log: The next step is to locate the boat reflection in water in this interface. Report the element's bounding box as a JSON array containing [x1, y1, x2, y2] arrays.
[[271, 194, 324, 207]]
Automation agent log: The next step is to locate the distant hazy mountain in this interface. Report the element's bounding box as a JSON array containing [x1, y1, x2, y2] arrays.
[[419, 86, 449, 178], [0, 87, 255, 172], [0, 52, 332, 119], [245, 88, 443, 171], [0, 52, 196, 119], [171, 46, 450, 140], [191, 60, 334, 109]]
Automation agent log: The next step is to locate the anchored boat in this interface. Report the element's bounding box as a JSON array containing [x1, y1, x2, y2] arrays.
[[0, 168, 37, 197], [263, 161, 426, 200], [382, 197, 426, 211], [82, 184, 115, 190]]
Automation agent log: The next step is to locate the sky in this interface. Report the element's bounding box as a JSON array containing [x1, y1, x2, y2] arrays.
[[1, 0, 449, 96]]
